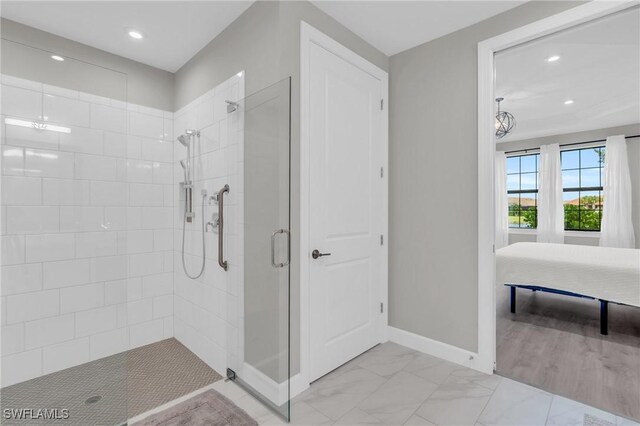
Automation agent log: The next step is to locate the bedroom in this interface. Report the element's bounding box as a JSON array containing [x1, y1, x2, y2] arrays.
[[493, 6, 640, 420]]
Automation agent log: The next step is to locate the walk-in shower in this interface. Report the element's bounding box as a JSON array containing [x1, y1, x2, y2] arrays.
[[0, 32, 292, 422], [178, 129, 207, 279]]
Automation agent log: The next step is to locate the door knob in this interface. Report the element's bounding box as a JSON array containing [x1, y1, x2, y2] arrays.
[[312, 249, 331, 259]]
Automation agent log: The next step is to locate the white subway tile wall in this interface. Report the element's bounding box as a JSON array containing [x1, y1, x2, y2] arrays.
[[0, 75, 175, 387], [172, 73, 244, 375]]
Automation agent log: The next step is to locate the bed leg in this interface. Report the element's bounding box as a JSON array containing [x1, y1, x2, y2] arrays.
[[510, 286, 516, 314], [600, 300, 608, 336]]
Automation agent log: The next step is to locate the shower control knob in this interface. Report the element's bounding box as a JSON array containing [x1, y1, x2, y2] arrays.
[[206, 221, 218, 233], [312, 249, 331, 259]]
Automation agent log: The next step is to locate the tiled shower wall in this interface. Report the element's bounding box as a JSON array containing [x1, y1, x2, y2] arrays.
[[172, 72, 244, 375], [0, 75, 175, 387]]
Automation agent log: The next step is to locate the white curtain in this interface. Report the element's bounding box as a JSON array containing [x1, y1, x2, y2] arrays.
[[600, 135, 635, 248], [495, 152, 509, 249], [537, 143, 564, 243]]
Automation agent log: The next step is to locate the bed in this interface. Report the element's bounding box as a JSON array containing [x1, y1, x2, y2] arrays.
[[496, 242, 640, 335]]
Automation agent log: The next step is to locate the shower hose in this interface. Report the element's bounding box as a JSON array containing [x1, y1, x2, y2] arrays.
[[181, 192, 206, 279]]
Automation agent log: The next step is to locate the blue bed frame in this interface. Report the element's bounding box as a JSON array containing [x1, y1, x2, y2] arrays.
[[505, 284, 611, 335]]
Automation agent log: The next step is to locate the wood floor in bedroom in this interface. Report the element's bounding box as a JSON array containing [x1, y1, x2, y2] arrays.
[[496, 283, 640, 422]]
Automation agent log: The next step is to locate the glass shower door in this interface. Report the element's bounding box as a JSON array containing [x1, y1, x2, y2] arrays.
[[226, 77, 292, 420]]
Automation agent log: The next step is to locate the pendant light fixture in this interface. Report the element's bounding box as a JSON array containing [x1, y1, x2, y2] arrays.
[[495, 97, 515, 139]]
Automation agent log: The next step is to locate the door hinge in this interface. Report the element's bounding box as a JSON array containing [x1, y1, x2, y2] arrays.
[[380, 167, 384, 178], [380, 99, 384, 110], [380, 234, 384, 246], [380, 302, 384, 313], [492, 244, 495, 253]]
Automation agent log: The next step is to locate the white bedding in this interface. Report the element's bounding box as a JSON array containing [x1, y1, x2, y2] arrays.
[[496, 242, 640, 307]]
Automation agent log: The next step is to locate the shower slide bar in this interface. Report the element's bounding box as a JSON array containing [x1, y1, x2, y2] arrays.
[[217, 184, 230, 271]]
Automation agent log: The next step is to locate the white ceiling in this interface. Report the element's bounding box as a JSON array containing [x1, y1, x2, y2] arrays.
[[0, 1, 254, 72], [310, 1, 526, 56], [0, 1, 528, 73], [496, 7, 640, 142]]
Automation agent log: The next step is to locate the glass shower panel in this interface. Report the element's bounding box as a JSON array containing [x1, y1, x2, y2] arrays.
[[1, 39, 129, 425], [227, 77, 292, 420]]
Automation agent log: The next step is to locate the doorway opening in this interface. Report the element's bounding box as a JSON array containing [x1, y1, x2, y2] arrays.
[[478, 1, 640, 421]]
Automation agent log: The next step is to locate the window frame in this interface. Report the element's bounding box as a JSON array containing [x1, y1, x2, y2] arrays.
[[560, 145, 605, 232], [506, 153, 539, 230], [505, 145, 605, 232]]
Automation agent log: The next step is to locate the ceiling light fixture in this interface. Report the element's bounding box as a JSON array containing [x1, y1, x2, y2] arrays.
[[495, 97, 515, 139], [546, 55, 560, 62], [51, 55, 65, 62], [128, 30, 144, 40], [564, 100, 574, 105]]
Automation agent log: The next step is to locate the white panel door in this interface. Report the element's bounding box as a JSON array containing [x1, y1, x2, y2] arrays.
[[308, 42, 384, 381]]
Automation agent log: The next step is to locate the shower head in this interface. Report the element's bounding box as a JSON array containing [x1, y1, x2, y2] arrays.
[[177, 134, 189, 147], [180, 160, 187, 169]]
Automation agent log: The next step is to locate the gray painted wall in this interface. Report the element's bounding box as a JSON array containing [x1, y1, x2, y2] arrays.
[[498, 124, 640, 248], [173, 1, 388, 110], [388, 1, 584, 352], [174, 0, 388, 377], [1, 18, 173, 110], [172, 1, 281, 111]]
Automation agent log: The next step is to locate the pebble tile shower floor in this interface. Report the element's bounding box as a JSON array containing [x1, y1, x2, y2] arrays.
[[0, 338, 222, 425]]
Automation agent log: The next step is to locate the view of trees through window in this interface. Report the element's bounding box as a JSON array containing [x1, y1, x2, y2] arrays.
[[506, 146, 605, 231], [507, 153, 538, 229]]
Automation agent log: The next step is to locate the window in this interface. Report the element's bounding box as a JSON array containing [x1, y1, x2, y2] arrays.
[[507, 153, 539, 229], [505, 146, 605, 232], [561, 146, 605, 231]]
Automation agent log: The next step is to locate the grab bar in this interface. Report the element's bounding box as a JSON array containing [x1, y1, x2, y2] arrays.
[[218, 184, 229, 271], [270, 229, 290, 268]]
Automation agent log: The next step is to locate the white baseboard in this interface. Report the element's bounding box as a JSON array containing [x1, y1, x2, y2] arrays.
[[289, 372, 310, 400], [239, 362, 286, 406], [388, 326, 492, 374], [239, 362, 309, 406]]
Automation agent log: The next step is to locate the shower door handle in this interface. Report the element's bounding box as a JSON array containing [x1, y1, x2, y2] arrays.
[[218, 184, 229, 271], [271, 229, 290, 268]]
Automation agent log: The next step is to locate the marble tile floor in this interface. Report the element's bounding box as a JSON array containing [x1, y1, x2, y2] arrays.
[[136, 342, 640, 426]]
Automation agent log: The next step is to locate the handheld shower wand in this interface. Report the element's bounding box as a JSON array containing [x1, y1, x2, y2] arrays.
[[178, 130, 206, 279], [179, 160, 188, 184]]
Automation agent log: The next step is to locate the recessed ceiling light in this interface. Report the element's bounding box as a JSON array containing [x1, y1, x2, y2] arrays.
[[564, 100, 574, 105], [128, 30, 144, 40], [51, 55, 64, 62], [546, 55, 560, 62]]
